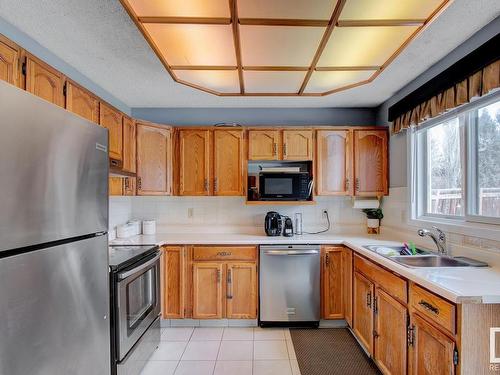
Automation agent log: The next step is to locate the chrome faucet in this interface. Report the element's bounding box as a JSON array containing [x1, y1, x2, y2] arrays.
[[417, 226, 447, 255]]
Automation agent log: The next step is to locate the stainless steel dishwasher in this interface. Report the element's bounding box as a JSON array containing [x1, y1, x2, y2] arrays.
[[259, 245, 320, 327]]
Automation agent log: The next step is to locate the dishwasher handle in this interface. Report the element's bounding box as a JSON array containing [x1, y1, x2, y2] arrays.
[[263, 249, 319, 256]]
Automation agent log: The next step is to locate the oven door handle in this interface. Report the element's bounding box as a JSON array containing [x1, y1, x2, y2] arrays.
[[118, 253, 161, 281]]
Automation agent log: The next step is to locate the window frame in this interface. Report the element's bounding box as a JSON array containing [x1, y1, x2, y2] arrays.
[[409, 90, 500, 230]]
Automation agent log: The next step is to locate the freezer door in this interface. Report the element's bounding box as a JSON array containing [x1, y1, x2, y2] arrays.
[[0, 80, 108, 252], [0, 235, 110, 375]]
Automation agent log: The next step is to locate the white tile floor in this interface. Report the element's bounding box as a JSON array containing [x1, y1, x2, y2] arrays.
[[141, 327, 301, 375]]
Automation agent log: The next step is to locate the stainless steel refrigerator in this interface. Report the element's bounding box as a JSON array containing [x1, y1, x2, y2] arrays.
[[0, 80, 110, 375]]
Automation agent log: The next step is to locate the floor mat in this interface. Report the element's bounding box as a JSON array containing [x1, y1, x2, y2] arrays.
[[290, 328, 381, 375]]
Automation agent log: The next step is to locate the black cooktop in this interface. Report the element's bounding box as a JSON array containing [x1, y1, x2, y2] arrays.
[[109, 245, 159, 271]]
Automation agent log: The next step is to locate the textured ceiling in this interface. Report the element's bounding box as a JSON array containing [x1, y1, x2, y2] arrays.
[[0, 0, 498, 108]]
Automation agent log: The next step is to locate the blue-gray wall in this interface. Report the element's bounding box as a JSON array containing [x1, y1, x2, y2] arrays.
[[376, 16, 500, 188], [0, 16, 131, 115], [131, 107, 377, 126]]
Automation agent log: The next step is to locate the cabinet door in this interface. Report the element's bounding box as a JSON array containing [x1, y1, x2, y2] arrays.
[[353, 271, 375, 355], [316, 130, 352, 195], [0, 36, 20, 87], [409, 313, 455, 375], [136, 123, 172, 195], [354, 130, 388, 196], [322, 247, 344, 319], [25, 55, 65, 107], [283, 130, 313, 160], [65, 81, 99, 123], [343, 248, 353, 327], [122, 117, 136, 173], [179, 130, 211, 196], [163, 246, 185, 319], [109, 177, 123, 196], [226, 262, 257, 319], [214, 130, 244, 196], [248, 130, 280, 160], [192, 263, 223, 319], [374, 288, 407, 375], [99, 102, 123, 161]]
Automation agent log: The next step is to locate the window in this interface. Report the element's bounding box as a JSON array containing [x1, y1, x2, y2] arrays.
[[411, 93, 500, 225]]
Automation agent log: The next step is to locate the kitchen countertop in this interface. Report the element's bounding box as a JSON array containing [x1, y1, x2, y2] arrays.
[[111, 232, 500, 304]]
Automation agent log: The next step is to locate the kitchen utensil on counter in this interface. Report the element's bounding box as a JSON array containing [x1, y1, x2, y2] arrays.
[[283, 217, 294, 237], [294, 213, 303, 235], [265, 212, 282, 236], [142, 220, 156, 235]]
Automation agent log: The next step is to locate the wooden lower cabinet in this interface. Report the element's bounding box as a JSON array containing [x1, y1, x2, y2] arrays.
[[192, 262, 224, 319], [226, 262, 257, 319], [353, 271, 375, 355], [374, 288, 407, 375], [163, 246, 186, 319], [409, 313, 456, 375], [322, 246, 344, 319]]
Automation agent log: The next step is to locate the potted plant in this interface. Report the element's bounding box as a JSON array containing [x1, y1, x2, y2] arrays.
[[362, 208, 384, 233]]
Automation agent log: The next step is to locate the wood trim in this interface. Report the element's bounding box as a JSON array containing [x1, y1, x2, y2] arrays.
[[315, 66, 380, 71], [138, 16, 231, 25], [337, 19, 425, 27], [239, 18, 328, 27], [298, 0, 346, 94], [243, 66, 310, 71], [229, 0, 244, 94], [171, 65, 238, 70]]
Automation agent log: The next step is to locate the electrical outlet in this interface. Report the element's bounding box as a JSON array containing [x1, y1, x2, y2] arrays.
[[187, 208, 194, 218]]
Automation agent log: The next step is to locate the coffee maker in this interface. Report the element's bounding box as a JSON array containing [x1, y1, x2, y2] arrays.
[[264, 211, 282, 236]]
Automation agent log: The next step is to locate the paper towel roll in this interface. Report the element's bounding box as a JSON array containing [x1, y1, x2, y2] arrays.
[[353, 198, 380, 209]]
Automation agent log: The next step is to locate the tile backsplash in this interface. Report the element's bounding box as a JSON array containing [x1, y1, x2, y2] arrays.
[[110, 195, 367, 233]]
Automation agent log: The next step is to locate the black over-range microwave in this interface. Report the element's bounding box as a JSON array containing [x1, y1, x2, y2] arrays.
[[259, 172, 313, 201]]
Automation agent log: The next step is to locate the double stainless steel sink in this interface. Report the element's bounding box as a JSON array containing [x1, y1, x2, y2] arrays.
[[363, 245, 486, 268]]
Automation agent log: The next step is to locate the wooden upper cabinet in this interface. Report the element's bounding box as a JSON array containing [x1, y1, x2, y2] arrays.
[[226, 262, 257, 319], [122, 116, 136, 173], [65, 81, 99, 123], [99, 102, 123, 161], [136, 123, 172, 195], [248, 130, 280, 160], [214, 129, 244, 196], [316, 130, 352, 195], [192, 263, 223, 319], [179, 130, 211, 196], [163, 246, 185, 319], [24, 54, 65, 107], [109, 177, 123, 196], [0, 35, 20, 87], [409, 313, 455, 375], [353, 271, 375, 355], [354, 130, 388, 196], [322, 246, 344, 319], [283, 130, 313, 160], [374, 288, 407, 375]]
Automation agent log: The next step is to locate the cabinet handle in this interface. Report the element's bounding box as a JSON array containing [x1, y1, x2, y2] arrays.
[[373, 330, 379, 339], [366, 291, 372, 307], [216, 269, 221, 283], [214, 178, 218, 193], [418, 300, 439, 315], [273, 143, 277, 156], [355, 178, 360, 192], [137, 177, 142, 190], [345, 178, 349, 191], [373, 296, 378, 314], [204, 178, 209, 192], [325, 253, 330, 266], [407, 324, 415, 347], [227, 269, 233, 299], [283, 143, 287, 157], [216, 251, 232, 257]]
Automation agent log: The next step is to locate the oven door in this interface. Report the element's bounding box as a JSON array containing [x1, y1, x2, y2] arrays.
[[116, 252, 161, 361]]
